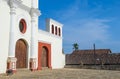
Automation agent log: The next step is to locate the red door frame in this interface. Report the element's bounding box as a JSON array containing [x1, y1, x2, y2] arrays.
[[38, 42, 52, 70]]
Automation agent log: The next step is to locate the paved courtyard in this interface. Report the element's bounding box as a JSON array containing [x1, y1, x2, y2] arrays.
[[0, 68, 120, 79]]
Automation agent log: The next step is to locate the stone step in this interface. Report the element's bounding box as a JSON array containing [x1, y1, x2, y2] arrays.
[[42, 67, 52, 71], [17, 68, 30, 72]]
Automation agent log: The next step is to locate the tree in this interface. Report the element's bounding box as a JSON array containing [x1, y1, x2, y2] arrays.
[[73, 43, 79, 51]]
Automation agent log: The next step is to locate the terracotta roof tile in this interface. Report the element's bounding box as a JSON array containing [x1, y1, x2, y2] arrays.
[[66, 49, 120, 65]]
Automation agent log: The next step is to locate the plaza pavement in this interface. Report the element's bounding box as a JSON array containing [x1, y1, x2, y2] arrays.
[[0, 68, 120, 79]]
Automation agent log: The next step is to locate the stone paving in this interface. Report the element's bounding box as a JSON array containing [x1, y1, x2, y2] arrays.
[[0, 68, 120, 79]]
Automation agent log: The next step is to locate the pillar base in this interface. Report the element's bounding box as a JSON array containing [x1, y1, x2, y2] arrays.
[[49, 66, 52, 69], [7, 57, 17, 74], [29, 58, 37, 71]]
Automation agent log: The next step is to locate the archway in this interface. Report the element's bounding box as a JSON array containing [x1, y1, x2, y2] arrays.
[[41, 46, 48, 67], [38, 42, 51, 70], [15, 39, 28, 68]]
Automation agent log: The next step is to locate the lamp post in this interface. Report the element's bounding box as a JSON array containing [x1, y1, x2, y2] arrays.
[[93, 44, 96, 66]]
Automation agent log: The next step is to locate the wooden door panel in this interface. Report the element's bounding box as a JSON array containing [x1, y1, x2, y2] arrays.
[[41, 47, 48, 67], [15, 40, 27, 68]]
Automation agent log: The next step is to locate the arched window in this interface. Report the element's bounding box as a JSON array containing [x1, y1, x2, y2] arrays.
[[51, 25, 54, 34], [19, 19, 27, 34], [58, 28, 61, 36], [55, 26, 57, 35]]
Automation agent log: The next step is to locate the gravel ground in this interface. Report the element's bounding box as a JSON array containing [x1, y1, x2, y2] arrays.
[[0, 68, 120, 79]]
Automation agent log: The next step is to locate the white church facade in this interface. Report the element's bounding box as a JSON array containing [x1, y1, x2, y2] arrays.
[[0, 0, 65, 73]]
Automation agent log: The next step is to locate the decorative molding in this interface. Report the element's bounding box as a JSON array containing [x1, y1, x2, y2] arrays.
[[9, 7, 16, 14], [0, 0, 4, 2], [30, 8, 41, 17], [8, 0, 22, 8], [29, 58, 37, 71], [19, 4, 31, 13], [47, 18, 63, 27], [7, 57, 17, 62], [5, 0, 41, 17]]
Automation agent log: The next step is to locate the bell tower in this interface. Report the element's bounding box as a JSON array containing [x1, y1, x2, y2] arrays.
[[46, 18, 63, 37]]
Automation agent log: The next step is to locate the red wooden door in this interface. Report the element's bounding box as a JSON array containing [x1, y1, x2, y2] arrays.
[[41, 47, 48, 67], [15, 39, 27, 68]]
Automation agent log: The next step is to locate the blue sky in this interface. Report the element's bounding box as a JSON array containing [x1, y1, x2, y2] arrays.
[[38, 0, 120, 54]]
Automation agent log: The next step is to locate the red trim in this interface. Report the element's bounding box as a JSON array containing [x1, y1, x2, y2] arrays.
[[38, 42, 51, 70], [7, 62, 10, 69], [6, 59, 17, 74], [29, 59, 37, 71]]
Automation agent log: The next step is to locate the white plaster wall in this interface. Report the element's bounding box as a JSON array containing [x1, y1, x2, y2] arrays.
[[0, 1, 10, 73], [22, 0, 31, 8], [0, 0, 39, 73], [15, 8, 31, 69], [23, 0, 38, 8], [15, 5, 39, 69], [46, 18, 63, 37], [38, 30, 65, 69]]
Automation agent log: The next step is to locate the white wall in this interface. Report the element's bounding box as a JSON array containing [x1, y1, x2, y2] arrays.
[[22, 0, 31, 8], [0, 0, 64, 74], [14, 7, 31, 68], [23, 0, 38, 8], [0, 1, 10, 73], [38, 30, 65, 69], [0, 0, 32, 73], [46, 18, 63, 37]]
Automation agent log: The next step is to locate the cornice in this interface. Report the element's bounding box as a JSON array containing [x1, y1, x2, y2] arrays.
[[30, 8, 41, 17], [19, 3, 31, 13], [5, 0, 41, 16], [38, 29, 62, 40], [46, 18, 63, 27], [8, 0, 22, 8]]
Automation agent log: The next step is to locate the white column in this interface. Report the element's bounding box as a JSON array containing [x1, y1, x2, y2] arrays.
[[7, 0, 20, 72], [30, 16, 37, 58], [29, 8, 40, 71], [30, 8, 41, 58], [31, 0, 38, 8], [30, 0, 40, 71], [8, 3, 16, 57]]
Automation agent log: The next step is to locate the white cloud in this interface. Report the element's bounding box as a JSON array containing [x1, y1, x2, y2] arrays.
[[53, 0, 112, 53], [62, 18, 111, 53], [63, 19, 110, 44], [52, 0, 120, 53]]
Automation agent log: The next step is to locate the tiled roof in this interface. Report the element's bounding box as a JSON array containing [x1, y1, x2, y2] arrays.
[[108, 53, 120, 64], [66, 49, 120, 65], [71, 49, 111, 55]]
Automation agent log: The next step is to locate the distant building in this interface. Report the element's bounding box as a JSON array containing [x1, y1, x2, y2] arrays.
[[66, 49, 120, 65], [0, 0, 65, 73]]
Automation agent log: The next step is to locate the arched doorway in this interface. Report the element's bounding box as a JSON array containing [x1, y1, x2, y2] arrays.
[[41, 47, 48, 67], [15, 39, 27, 68], [38, 42, 51, 70]]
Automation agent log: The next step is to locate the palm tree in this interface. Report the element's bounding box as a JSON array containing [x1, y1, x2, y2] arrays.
[[73, 43, 79, 51]]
